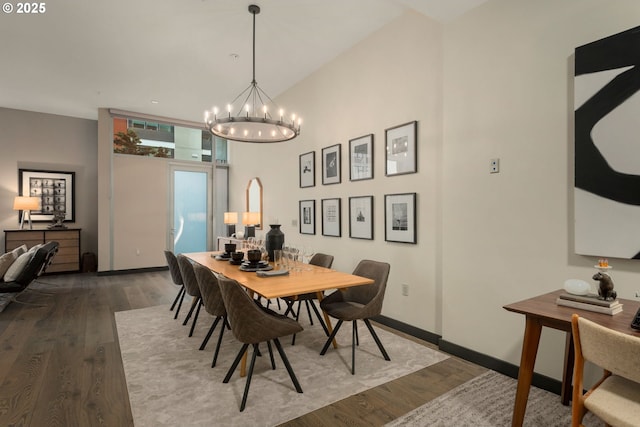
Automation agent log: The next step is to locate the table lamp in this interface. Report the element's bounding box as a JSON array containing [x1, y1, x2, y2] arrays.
[[242, 211, 260, 238], [223, 211, 238, 237], [13, 196, 41, 230]]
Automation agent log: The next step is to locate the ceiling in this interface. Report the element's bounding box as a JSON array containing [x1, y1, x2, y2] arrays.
[[0, 0, 487, 124]]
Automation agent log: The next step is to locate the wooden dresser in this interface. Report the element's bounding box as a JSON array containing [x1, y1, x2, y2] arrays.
[[4, 228, 81, 273]]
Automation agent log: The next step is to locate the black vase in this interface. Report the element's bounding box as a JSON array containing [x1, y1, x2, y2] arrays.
[[265, 224, 284, 262]]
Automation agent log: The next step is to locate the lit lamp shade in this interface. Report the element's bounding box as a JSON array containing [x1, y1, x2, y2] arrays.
[[13, 196, 41, 230], [242, 212, 260, 238], [224, 212, 238, 237]]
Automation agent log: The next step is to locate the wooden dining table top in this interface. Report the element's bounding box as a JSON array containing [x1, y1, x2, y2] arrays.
[[184, 251, 374, 299]]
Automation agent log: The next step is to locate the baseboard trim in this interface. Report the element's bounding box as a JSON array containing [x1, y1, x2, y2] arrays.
[[372, 317, 562, 396], [374, 315, 441, 345], [438, 339, 562, 395], [97, 266, 169, 276]]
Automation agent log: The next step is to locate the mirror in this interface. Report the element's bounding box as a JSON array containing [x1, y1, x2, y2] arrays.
[[246, 177, 263, 229]]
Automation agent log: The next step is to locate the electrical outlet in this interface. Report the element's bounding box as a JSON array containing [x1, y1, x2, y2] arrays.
[[490, 158, 500, 173], [402, 284, 409, 296]]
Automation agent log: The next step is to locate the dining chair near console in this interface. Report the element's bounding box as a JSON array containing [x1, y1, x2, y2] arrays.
[[283, 253, 334, 344], [319, 259, 391, 375], [164, 250, 185, 319], [217, 275, 304, 412], [176, 254, 203, 337], [571, 314, 640, 427], [193, 263, 229, 368]]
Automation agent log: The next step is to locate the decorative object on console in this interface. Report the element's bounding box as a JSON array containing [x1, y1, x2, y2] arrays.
[[593, 271, 617, 301], [48, 210, 68, 229], [13, 196, 41, 230], [203, 4, 301, 143], [223, 212, 238, 237], [265, 224, 284, 261], [242, 212, 260, 238]]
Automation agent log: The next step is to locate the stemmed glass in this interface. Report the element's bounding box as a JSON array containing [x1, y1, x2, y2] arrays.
[[303, 245, 314, 270]]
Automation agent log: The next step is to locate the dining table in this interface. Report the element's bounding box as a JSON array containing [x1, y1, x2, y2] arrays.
[[184, 251, 375, 374]]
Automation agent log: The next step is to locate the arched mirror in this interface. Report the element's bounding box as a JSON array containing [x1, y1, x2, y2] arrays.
[[246, 177, 263, 230]]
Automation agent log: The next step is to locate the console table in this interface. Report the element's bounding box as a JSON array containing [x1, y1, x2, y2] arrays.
[[504, 289, 640, 427], [4, 228, 81, 273]]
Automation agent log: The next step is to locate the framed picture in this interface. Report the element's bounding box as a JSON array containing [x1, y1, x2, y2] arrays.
[[18, 168, 75, 223], [349, 134, 373, 181], [385, 121, 417, 176], [299, 151, 315, 188], [322, 144, 341, 185], [321, 198, 341, 237], [299, 200, 316, 235], [385, 192, 416, 244], [349, 195, 373, 240]]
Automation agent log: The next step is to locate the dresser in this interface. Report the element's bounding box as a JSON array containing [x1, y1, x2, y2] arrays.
[[4, 228, 81, 273]]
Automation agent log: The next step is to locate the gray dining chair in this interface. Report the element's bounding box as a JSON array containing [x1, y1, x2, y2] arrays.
[[176, 254, 203, 337], [193, 263, 229, 368], [218, 275, 303, 411], [319, 259, 391, 374], [164, 250, 185, 319]]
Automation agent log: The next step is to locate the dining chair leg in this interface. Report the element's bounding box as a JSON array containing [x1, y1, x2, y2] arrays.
[[273, 338, 303, 394], [183, 297, 198, 325], [304, 300, 314, 325], [224, 344, 250, 383], [200, 316, 221, 350], [211, 318, 226, 368], [308, 301, 329, 335], [355, 321, 359, 346], [364, 319, 390, 361], [189, 299, 202, 337], [267, 340, 276, 369], [240, 344, 260, 411], [174, 288, 186, 319], [170, 286, 184, 311], [352, 320, 357, 375], [320, 320, 344, 355]]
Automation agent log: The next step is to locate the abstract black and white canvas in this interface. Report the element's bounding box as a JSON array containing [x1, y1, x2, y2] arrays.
[[574, 26, 640, 259]]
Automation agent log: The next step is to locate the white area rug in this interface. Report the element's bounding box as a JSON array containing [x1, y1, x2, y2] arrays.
[[385, 370, 600, 427], [116, 303, 449, 427]]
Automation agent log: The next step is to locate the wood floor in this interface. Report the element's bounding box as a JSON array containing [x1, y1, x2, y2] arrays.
[[0, 271, 486, 426]]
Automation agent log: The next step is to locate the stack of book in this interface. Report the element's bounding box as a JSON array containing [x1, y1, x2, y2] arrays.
[[556, 293, 623, 315]]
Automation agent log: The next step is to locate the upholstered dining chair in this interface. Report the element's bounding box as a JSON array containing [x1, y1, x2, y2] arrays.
[[217, 275, 303, 412], [571, 313, 640, 427], [193, 263, 229, 368], [176, 254, 203, 337], [319, 259, 391, 375], [283, 253, 334, 344], [164, 250, 185, 319]]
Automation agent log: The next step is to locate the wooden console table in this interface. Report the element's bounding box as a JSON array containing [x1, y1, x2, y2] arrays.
[[4, 228, 81, 273], [504, 289, 640, 427]]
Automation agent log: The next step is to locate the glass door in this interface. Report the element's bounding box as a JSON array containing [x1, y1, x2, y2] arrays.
[[170, 166, 211, 254]]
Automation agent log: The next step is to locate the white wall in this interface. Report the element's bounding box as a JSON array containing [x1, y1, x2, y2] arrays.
[[442, 0, 640, 379], [230, 10, 444, 333], [0, 108, 98, 257]]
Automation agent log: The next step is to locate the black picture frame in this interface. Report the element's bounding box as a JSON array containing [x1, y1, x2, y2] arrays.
[[299, 151, 315, 188], [321, 198, 341, 237], [384, 192, 416, 243], [18, 168, 75, 223], [322, 144, 341, 185], [385, 121, 417, 176], [299, 199, 316, 235], [349, 134, 374, 181], [349, 195, 373, 240]]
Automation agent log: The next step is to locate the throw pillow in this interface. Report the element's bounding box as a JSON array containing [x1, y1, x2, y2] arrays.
[[11, 244, 28, 257], [3, 251, 33, 282], [0, 251, 18, 279]]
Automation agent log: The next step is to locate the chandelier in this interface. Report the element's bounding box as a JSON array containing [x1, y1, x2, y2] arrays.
[[204, 4, 301, 143]]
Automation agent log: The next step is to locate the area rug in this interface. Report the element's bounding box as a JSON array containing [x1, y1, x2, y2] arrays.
[[385, 370, 600, 427], [115, 303, 449, 427]]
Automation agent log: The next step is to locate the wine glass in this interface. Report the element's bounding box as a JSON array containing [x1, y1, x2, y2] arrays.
[[303, 245, 314, 269]]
